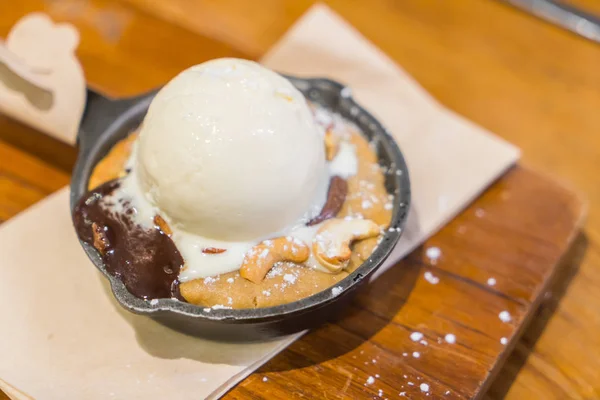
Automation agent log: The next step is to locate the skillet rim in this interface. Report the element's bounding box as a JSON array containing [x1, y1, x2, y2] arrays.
[[69, 75, 411, 324]]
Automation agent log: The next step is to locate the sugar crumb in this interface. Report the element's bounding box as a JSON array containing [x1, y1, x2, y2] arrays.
[[424, 271, 440, 285], [331, 286, 343, 296], [366, 376, 375, 385], [444, 334, 456, 344], [500, 337, 508, 345], [425, 246, 441, 261], [412, 352, 420, 358], [420, 383, 430, 393], [499, 310, 512, 323], [283, 274, 297, 284], [487, 277, 497, 286], [410, 332, 423, 342], [259, 248, 270, 259]]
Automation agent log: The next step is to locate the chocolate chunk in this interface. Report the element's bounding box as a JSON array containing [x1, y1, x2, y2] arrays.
[[307, 176, 348, 226], [73, 180, 184, 301]]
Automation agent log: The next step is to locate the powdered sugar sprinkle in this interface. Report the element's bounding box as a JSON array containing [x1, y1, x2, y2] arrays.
[[499, 310, 512, 323], [331, 286, 343, 296], [425, 246, 441, 261], [424, 271, 440, 285], [444, 334, 456, 344], [283, 274, 297, 284]]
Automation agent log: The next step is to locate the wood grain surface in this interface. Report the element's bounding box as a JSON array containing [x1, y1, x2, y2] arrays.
[[0, 0, 598, 398], [236, 166, 584, 400]]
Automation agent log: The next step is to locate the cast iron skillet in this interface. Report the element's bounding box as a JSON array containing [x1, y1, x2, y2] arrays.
[[70, 75, 411, 342]]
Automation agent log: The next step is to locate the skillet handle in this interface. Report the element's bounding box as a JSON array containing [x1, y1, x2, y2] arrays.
[[77, 88, 142, 155]]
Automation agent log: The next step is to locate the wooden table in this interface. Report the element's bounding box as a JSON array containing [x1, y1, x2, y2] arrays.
[[1, 0, 599, 398]]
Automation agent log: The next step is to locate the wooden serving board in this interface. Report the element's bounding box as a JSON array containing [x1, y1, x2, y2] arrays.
[[0, 3, 587, 399], [224, 165, 584, 400]]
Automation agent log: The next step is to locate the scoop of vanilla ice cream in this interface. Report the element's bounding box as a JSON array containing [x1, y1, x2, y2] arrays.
[[135, 58, 327, 241]]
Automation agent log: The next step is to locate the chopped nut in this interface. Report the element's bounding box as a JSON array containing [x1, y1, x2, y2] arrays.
[[153, 215, 172, 236], [202, 247, 226, 254], [91, 222, 110, 255], [324, 128, 340, 161]]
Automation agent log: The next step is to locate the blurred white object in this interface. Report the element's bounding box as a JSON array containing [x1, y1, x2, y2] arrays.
[[0, 12, 86, 144]]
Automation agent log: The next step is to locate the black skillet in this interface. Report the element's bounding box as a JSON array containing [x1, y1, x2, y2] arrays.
[[70, 75, 411, 342]]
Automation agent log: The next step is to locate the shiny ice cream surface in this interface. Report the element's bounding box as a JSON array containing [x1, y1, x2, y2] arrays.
[[135, 58, 328, 242]]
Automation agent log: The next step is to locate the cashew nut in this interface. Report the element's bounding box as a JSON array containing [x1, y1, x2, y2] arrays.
[[324, 129, 339, 161], [312, 218, 380, 272], [240, 237, 309, 283], [153, 215, 172, 236]]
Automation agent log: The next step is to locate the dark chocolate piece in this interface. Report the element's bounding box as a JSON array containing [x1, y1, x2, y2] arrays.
[[73, 180, 184, 300], [307, 176, 348, 226]]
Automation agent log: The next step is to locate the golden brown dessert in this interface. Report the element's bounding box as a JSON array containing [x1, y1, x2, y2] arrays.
[[88, 121, 392, 308]]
